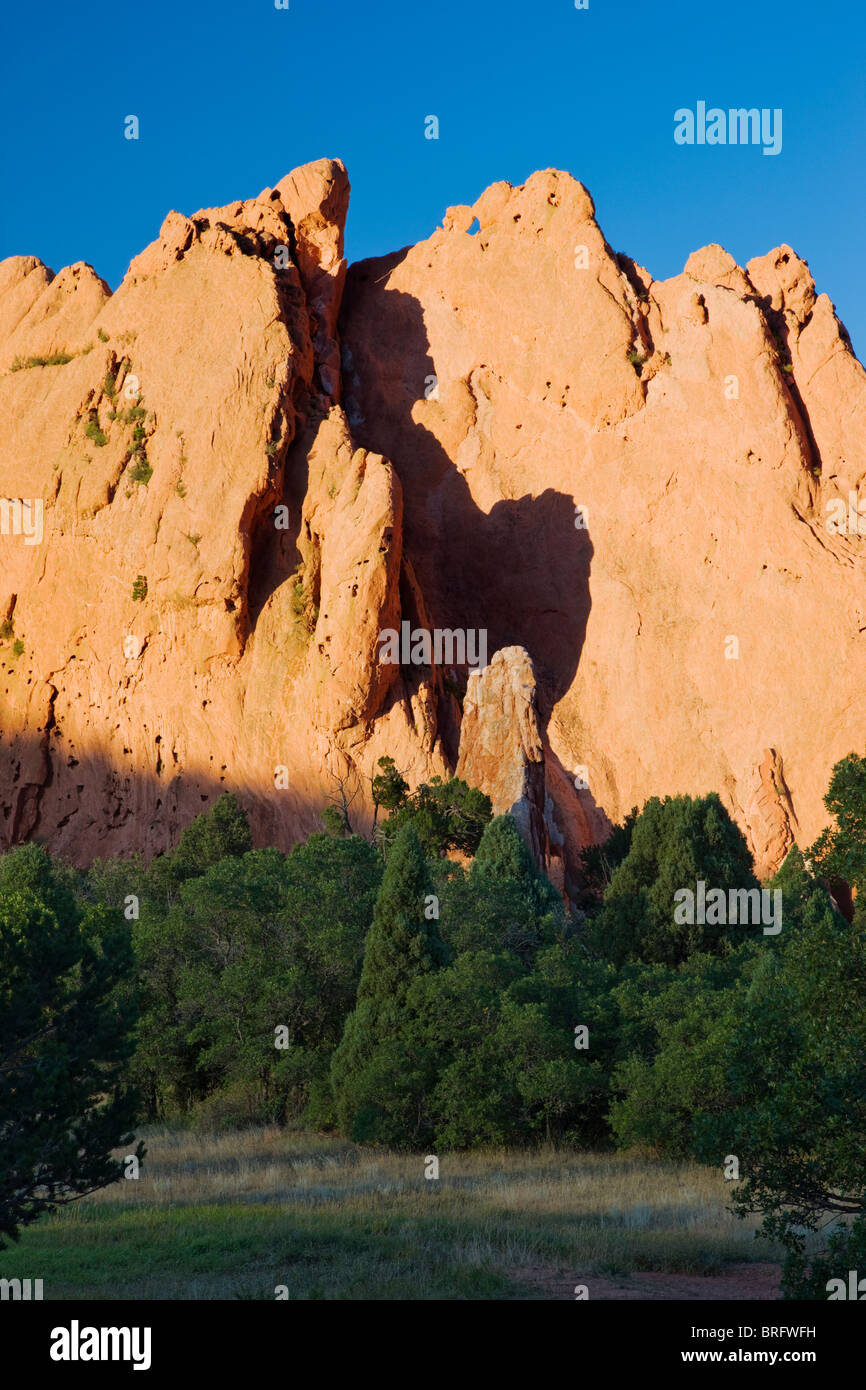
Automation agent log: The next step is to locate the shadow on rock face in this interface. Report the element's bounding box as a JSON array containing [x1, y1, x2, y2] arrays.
[[0, 733, 324, 865], [340, 262, 608, 898], [340, 268, 593, 723]]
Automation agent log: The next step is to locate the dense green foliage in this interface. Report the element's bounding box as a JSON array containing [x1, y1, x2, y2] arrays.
[[92, 809, 382, 1126], [330, 826, 448, 1145], [375, 772, 493, 859], [0, 846, 142, 1248], [809, 752, 866, 907], [778, 1216, 866, 1300], [608, 946, 760, 1157], [4, 757, 866, 1294], [694, 878, 866, 1255], [591, 792, 760, 966]]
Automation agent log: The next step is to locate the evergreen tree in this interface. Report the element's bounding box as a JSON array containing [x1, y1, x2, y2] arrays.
[[410, 942, 524, 1149], [377, 775, 492, 859], [501, 944, 620, 1144], [0, 845, 142, 1248], [609, 946, 760, 1156], [128, 836, 380, 1123], [809, 752, 866, 911], [466, 815, 564, 961], [594, 793, 759, 967], [146, 793, 253, 906], [694, 885, 866, 1274], [578, 807, 638, 903], [471, 813, 537, 881], [330, 826, 447, 1145], [371, 756, 410, 819]]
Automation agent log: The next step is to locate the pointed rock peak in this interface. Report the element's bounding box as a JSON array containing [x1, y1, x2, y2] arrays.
[[123, 160, 350, 287], [471, 179, 513, 229], [271, 160, 350, 406], [0, 255, 54, 290], [125, 190, 293, 282], [0, 258, 110, 368], [747, 244, 817, 322], [522, 168, 596, 221], [456, 169, 596, 236], [53, 261, 111, 293], [684, 244, 752, 295], [274, 158, 350, 268]]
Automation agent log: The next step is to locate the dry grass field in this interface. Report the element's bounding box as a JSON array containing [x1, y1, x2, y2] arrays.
[[0, 1126, 787, 1300]]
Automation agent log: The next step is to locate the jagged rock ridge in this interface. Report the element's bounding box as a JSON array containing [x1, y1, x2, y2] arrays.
[[1, 159, 865, 894]]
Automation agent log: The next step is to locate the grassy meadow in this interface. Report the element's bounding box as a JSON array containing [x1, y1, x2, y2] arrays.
[[1, 1127, 787, 1300]]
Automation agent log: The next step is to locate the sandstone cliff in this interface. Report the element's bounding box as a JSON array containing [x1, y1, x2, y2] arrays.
[[1, 160, 864, 892]]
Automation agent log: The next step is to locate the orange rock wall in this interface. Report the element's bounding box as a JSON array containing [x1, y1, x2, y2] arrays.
[[1, 161, 864, 888]]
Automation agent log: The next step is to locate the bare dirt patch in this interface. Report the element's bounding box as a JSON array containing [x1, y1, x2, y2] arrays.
[[513, 1262, 782, 1300]]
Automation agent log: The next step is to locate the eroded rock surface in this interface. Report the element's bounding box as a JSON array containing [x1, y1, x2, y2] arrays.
[[2, 162, 865, 883]]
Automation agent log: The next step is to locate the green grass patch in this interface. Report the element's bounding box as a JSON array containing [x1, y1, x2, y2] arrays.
[[11, 353, 74, 370], [85, 420, 107, 447], [0, 1127, 782, 1301]]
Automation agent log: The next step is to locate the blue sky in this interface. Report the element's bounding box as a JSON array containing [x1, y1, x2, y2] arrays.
[[2, 0, 864, 355]]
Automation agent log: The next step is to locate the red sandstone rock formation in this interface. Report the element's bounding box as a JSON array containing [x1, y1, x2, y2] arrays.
[[1, 160, 864, 888]]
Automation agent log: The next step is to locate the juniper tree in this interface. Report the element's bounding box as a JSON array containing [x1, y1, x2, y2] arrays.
[[376, 775, 491, 859], [694, 889, 866, 1290], [0, 845, 142, 1249], [466, 814, 564, 960], [594, 793, 759, 967], [330, 826, 447, 1145], [144, 792, 253, 908], [809, 752, 866, 912]]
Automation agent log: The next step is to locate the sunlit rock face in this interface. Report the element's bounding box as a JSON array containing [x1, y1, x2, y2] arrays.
[[2, 161, 865, 893]]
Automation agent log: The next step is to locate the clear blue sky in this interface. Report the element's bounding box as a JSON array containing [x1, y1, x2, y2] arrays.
[[2, 0, 864, 355]]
